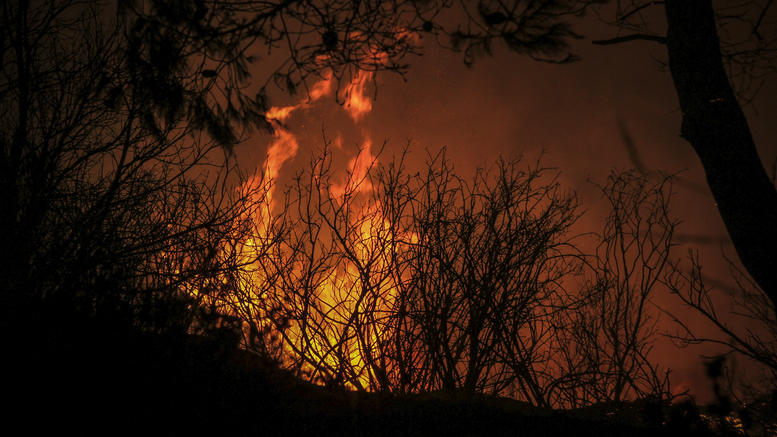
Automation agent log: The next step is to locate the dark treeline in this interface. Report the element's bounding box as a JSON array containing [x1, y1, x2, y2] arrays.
[[2, 1, 776, 435]]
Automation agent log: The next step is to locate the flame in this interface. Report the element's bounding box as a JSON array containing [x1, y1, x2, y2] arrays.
[[265, 105, 300, 123], [260, 71, 335, 212], [330, 137, 376, 200], [202, 41, 418, 391], [309, 71, 334, 101], [394, 28, 420, 46], [343, 70, 373, 121], [254, 65, 388, 389], [265, 129, 299, 186], [333, 135, 343, 150]]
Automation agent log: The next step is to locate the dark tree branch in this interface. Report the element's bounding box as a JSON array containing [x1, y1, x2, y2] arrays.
[[753, 0, 774, 41], [592, 33, 666, 45], [618, 1, 666, 23]]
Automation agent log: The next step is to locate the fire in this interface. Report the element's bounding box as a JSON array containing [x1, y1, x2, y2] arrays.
[[330, 137, 376, 200], [223, 61, 398, 390], [265, 129, 299, 182], [309, 70, 334, 101], [343, 70, 373, 121], [258, 71, 335, 213], [202, 28, 427, 390], [265, 105, 299, 123]]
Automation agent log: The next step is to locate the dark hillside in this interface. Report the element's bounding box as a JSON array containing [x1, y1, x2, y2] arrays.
[[5, 305, 718, 437]]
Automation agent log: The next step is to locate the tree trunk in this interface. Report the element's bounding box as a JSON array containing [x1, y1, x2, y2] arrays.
[[664, 0, 777, 309]]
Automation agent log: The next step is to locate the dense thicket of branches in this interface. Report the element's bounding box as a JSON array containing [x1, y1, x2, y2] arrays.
[[214, 147, 677, 408], [0, 0, 265, 337], [4, 2, 776, 429], [1, 0, 621, 372]]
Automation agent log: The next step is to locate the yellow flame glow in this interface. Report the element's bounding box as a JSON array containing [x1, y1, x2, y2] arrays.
[[210, 36, 424, 389]]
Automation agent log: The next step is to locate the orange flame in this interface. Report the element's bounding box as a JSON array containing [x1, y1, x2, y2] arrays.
[[343, 70, 373, 121], [309, 71, 334, 101], [260, 72, 335, 211], [330, 137, 376, 200], [253, 65, 387, 389], [265, 105, 299, 123], [265, 129, 299, 184], [211, 43, 413, 391]]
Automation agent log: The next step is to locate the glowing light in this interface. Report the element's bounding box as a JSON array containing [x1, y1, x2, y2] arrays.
[[330, 137, 376, 200], [260, 71, 334, 212], [265, 129, 299, 183], [343, 70, 373, 121], [265, 105, 299, 122], [195, 40, 411, 391], [309, 71, 334, 101]]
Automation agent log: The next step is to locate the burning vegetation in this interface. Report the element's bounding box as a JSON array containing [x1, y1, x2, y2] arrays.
[[3, 0, 776, 435]]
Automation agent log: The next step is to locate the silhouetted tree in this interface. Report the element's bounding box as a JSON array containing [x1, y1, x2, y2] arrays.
[[591, 0, 777, 311], [391, 151, 581, 399], [222, 145, 674, 408], [117, 0, 607, 96], [247, 148, 582, 395], [594, 0, 777, 423], [129, 0, 777, 313], [0, 0, 265, 336], [554, 171, 675, 408], [665, 250, 777, 433]]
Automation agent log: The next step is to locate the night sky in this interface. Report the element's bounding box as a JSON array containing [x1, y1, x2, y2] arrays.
[[237, 16, 777, 402]]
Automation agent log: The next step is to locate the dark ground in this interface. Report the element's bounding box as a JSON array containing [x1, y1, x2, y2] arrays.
[[4, 306, 720, 437]]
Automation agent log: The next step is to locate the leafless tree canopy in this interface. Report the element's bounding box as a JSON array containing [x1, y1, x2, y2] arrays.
[[0, 0, 266, 336], [211, 146, 678, 408]]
